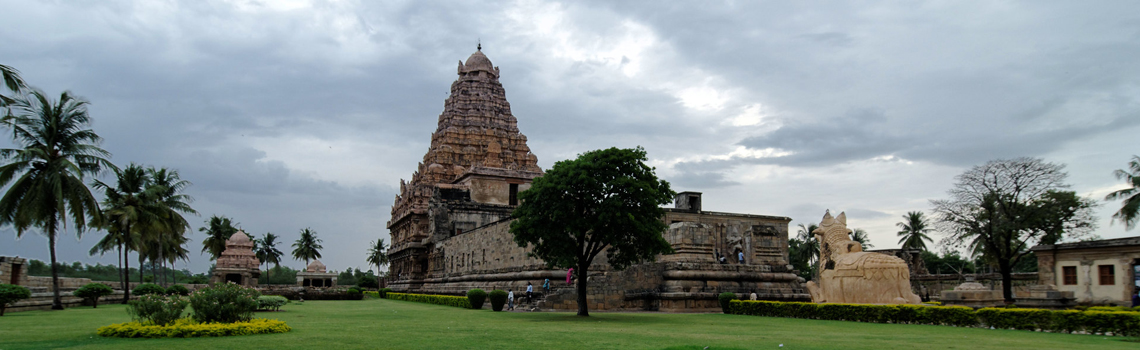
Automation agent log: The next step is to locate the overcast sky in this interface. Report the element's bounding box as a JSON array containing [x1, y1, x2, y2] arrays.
[[2, 0, 1137, 275]]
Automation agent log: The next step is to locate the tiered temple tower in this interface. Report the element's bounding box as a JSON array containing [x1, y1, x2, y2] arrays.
[[387, 46, 542, 286]]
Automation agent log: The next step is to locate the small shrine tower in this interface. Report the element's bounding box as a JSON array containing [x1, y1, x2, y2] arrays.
[[211, 230, 261, 286]]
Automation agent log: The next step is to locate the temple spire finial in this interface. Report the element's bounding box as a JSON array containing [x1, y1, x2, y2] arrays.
[[477, 39, 481, 51]]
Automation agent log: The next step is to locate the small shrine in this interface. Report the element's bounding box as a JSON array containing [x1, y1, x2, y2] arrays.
[[210, 230, 261, 286], [296, 259, 337, 287]]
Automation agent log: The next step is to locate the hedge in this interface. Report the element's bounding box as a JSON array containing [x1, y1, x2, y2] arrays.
[[386, 292, 472, 309], [97, 318, 291, 338], [729, 300, 1140, 336]]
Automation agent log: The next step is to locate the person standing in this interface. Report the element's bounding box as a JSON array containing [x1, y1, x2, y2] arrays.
[[543, 278, 550, 294], [526, 282, 534, 303], [567, 268, 574, 285], [507, 290, 515, 311], [737, 250, 744, 264]]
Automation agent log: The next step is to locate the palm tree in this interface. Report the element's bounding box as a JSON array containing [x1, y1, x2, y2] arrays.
[[794, 223, 820, 266], [365, 238, 389, 288], [1106, 155, 1140, 231], [292, 227, 323, 265], [0, 89, 116, 309], [850, 228, 874, 250], [146, 166, 196, 285], [1, 64, 27, 108], [88, 223, 135, 295], [199, 215, 238, 260], [896, 211, 934, 251], [93, 164, 164, 303], [256, 233, 283, 285]]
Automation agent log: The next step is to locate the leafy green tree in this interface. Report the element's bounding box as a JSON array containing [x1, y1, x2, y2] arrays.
[[256, 233, 283, 285], [73, 283, 113, 308], [896, 211, 934, 251], [510, 147, 675, 316], [0, 284, 31, 316], [932, 158, 1097, 302], [850, 228, 874, 250], [366, 238, 389, 288], [1106, 155, 1140, 231], [0, 89, 116, 309], [292, 227, 323, 265], [199, 215, 238, 261]]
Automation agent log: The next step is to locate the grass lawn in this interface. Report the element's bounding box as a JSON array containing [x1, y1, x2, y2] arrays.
[[0, 299, 1135, 350]]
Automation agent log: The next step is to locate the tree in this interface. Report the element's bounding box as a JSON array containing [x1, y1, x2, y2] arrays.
[[1106, 155, 1140, 231], [789, 223, 820, 280], [93, 164, 164, 303], [199, 215, 238, 260], [850, 228, 874, 250], [896, 211, 934, 251], [256, 233, 283, 285], [0, 284, 31, 316], [291, 228, 323, 265], [931, 158, 1096, 302], [73, 283, 113, 308], [365, 238, 389, 288], [0, 89, 116, 310], [0, 64, 27, 107], [146, 166, 196, 285], [510, 147, 675, 316]]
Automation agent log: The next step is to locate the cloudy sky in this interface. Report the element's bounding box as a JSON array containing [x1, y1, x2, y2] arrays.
[[2, 0, 1138, 275]]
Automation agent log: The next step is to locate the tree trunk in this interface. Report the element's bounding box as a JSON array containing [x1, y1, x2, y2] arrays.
[[576, 262, 589, 317], [118, 244, 126, 303], [122, 248, 131, 304], [48, 228, 63, 310], [999, 258, 1014, 303]]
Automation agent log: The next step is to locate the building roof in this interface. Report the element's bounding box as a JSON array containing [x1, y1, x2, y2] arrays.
[[1031, 235, 1140, 251]]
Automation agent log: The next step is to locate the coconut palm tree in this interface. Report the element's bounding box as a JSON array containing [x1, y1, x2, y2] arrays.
[[291, 228, 323, 266], [256, 233, 283, 285], [794, 223, 820, 266], [1106, 155, 1140, 231], [365, 238, 389, 288], [146, 166, 196, 285], [896, 211, 934, 251], [0, 89, 116, 309], [199, 215, 238, 260], [93, 164, 165, 303], [851, 228, 874, 250], [0, 64, 27, 106], [88, 222, 136, 295]]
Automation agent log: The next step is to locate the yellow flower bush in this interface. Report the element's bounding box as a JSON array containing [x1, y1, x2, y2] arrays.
[[97, 318, 291, 338]]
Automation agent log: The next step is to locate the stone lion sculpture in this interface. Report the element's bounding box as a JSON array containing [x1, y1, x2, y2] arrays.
[[805, 211, 922, 304]]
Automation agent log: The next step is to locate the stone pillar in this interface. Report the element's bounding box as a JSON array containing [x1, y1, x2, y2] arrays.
[[1036, 249, 1056, 285]]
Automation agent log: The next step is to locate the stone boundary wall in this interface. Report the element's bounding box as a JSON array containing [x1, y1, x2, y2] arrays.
[[911, 273, 1039, 301]]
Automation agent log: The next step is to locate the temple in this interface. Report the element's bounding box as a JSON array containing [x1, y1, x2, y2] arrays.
[[211, 230, 260, 286], [385, 47, 808, 311]]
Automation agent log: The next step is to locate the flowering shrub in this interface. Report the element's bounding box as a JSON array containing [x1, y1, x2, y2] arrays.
[[128, 294, 189, 326], [189, 283, 260, 324], [97, 318, 291, 338], [74, 283, 114, 308]]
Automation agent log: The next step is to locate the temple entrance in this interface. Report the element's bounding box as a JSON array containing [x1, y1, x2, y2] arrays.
[[225, 273, 242, 284], [9, 263, 20, 284]]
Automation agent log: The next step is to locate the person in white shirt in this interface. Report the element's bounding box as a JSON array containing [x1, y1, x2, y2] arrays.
[[737, 250, 744, 263], [526, 282, 534, 303], [507, 290, 515, 310]]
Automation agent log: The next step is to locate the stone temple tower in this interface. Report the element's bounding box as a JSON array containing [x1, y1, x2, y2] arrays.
[[387, 46, 542, 286]]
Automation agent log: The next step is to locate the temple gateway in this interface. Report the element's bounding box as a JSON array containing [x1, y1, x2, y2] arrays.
[[386, 47, 808, 311]]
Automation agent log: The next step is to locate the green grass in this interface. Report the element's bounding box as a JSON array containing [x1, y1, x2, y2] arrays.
[[0, 299, 1134, 349]]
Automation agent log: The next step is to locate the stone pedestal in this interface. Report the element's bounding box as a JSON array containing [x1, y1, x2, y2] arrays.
[[941, 280, 1003, 308]]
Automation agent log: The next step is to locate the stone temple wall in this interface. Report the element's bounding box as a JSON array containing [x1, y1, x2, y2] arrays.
[[395, 214, 809, 312]]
